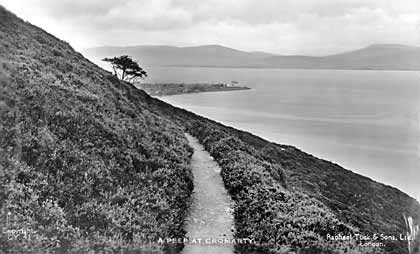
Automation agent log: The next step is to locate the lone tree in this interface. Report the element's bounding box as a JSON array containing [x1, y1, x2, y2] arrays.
[[102, 55, 147, 83]]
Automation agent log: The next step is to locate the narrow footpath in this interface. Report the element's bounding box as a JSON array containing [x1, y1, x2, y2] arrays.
[[181, 134, 235, 254]]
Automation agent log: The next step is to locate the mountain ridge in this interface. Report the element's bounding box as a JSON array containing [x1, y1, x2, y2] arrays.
[[84, 43, 420, 70]]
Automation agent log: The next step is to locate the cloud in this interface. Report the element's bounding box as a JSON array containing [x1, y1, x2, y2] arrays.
[[171, 0, 364, 24], [5, 0, 193, 30], [1, 0, 420, 54]]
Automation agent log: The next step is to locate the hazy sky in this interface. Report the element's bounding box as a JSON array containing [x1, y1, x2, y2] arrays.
[[1, 0, 420, 55]]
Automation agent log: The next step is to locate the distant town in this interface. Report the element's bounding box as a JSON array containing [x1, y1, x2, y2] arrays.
[[136, 81, 250, 96]]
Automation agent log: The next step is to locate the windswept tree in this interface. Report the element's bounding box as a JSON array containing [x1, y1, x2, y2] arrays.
[[102, 55, 147, 83]]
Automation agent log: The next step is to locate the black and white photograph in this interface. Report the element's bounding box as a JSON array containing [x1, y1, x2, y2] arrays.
[[1, 1, 420, 253]]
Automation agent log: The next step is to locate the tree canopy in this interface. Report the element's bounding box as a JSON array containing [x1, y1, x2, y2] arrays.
[[102, 55, 147, 83]]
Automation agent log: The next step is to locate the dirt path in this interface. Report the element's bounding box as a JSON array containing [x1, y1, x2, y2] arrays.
[[181, 134, 235, 254]]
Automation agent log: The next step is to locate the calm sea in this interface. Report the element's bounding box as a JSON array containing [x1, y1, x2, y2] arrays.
[[146, 67, 420, 200]]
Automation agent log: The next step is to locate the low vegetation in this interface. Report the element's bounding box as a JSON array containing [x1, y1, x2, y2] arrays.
[[0, 7, 192, 253]]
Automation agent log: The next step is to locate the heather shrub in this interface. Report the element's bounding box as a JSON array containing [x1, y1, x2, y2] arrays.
[[0, 7, 194, 252]]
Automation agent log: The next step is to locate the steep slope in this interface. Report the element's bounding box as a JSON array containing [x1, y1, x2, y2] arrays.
[[0, 6, 193, 253], [85, 44, 420, 70]]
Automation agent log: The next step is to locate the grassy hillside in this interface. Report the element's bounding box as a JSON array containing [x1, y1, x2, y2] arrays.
[[0, 7, 193, 253], [1, 5, 419, 254]]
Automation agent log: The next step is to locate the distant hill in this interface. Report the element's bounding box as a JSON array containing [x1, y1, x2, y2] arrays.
[[84, 44, 276, 68], [84, 43, 420, 70]]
